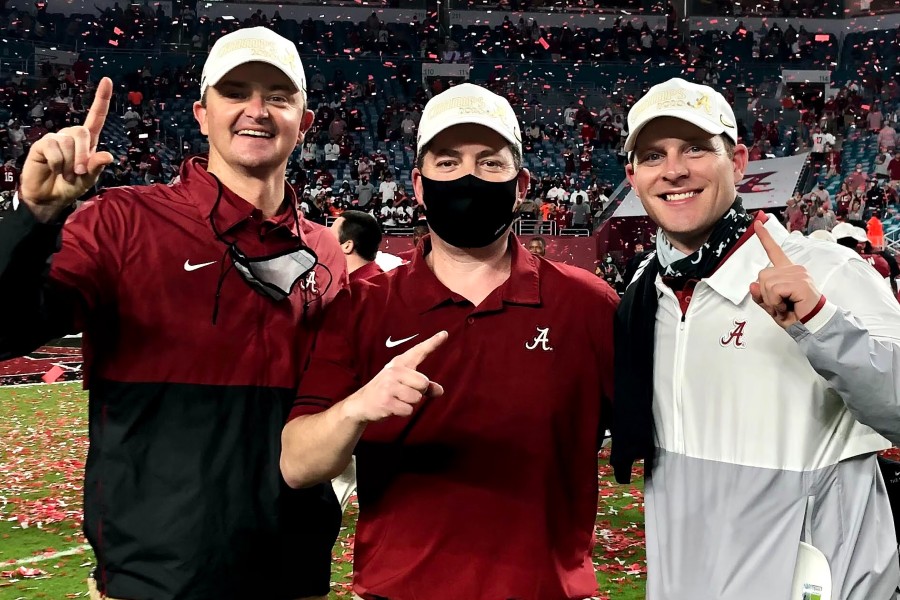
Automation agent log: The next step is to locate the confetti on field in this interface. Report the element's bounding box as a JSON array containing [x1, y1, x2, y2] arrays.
[[0, 359, 650, 598], [0, 381, 89, 539], [1, 565, 48, 578], [41, 365, 65, 384]]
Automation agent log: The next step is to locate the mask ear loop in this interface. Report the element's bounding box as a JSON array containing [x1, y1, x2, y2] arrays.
[[211, 245, 235, 326], [207, 174, 235, 325]]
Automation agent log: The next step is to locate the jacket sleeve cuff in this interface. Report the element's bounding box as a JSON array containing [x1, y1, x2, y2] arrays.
[[790, 299, 838, 338], [799, 294, 828, 325]]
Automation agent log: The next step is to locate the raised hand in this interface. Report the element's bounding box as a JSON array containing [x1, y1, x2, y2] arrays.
[[19, 77, 115, 221], [343, 331, 449, 423], [749, 221, 822, 328]]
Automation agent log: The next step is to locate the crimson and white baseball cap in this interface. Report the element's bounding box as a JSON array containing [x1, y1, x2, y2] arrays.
[[417, 83, 522, 155], [200, 27, 306, 100], [625, 78, 738, 152]]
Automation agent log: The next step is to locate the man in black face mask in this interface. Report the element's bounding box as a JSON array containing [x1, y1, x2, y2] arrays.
[[281, 82, 620, 600], [410, 83, 530, 250]]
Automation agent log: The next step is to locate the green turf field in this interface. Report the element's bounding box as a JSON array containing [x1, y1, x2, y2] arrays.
[[0, 383, 645, 600]]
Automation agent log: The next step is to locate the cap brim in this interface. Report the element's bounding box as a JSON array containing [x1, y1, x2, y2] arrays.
[[624, 110, 730, 152], [417, 114, 521, 154], [202, 56, 305, 97]]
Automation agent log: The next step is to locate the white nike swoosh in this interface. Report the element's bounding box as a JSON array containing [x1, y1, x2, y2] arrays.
[[385, 334, 419, 348], [184, 260, 217, 272]]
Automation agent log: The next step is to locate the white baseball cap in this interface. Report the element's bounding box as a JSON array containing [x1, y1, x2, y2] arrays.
[[417, 83, 522, 156], [200, 27, 306, 100], [624, 78, 738, 152], [807, 229, 836, 243], [831, 222, 868, 242]]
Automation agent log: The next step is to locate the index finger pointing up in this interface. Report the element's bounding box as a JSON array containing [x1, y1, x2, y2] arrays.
[[754, 221, 793, 268], [394, 331, 449, 369], [84, 77, 113, 149]]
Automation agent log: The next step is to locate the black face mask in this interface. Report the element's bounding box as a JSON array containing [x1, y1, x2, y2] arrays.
[[421, 173, 519, 248]]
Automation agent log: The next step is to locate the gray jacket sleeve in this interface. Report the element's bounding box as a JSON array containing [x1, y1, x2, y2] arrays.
[[788, 259, 900, 444]]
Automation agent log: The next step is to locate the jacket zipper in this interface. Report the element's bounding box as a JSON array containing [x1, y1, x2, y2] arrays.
[[673, 309, 688, 455]]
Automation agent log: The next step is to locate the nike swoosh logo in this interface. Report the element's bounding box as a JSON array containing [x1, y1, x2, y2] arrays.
[[184, 259, 217, 272], [385, 334, 419, 348]]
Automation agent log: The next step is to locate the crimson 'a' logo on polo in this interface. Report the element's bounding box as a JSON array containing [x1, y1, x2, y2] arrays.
[[525, 327, 553, 351], [720, 320, 747, 348]]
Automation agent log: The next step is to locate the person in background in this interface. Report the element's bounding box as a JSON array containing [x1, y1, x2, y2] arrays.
[[527, 235, 546, 256], [330, 209, 384, 283], [832, 222, 892, 285], [847, 197, 866, 222]]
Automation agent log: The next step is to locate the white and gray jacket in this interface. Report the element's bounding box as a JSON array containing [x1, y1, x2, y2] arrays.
[[644, 218, 900, 600]]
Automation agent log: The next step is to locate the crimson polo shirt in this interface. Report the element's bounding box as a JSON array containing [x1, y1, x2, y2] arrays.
[[291, 235, 619, 600], [349, 260, 384, 283]]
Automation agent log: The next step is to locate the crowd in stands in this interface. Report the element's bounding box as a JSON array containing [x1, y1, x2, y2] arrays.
[[1, 4, 898, 295], [0, 0, 840, 70], [700, 0, 841, 18]]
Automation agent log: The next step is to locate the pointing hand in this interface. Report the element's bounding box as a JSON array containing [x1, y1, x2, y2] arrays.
[[749, 222, 822, 328], [343, 331, 448, 423], [19, 77, 115, 221]]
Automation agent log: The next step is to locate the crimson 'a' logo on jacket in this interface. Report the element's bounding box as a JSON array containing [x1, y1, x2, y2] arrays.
[[720, 320, 747, 348]]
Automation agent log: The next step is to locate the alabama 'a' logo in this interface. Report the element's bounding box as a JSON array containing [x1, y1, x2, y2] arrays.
[[720, 320, 747, 348], [525, 327, 553, 351], [299, 271, 318, 294]]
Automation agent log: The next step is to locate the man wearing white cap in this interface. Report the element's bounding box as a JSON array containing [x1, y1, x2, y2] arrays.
[[833, 222, 893, 284], [0, 27, 346, 600], [281, 83, 619, 599], [613, 77, 900, 599]]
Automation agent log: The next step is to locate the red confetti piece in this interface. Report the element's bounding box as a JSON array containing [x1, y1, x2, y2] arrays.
[[815, 34, 830, 42], [1, 566, 47, 579], [538, 37, 549, 50], [42, 365, 65, 384]]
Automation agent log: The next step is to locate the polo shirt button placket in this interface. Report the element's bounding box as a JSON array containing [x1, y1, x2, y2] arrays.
[[466, 316, 475, 325]]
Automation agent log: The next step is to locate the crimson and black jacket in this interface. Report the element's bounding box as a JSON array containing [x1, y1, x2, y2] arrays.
[[0, 157, 348, 599]]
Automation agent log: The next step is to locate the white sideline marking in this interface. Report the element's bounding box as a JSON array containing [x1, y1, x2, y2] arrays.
[[2, 381, 80, 389], [12, 544, 92, 565]]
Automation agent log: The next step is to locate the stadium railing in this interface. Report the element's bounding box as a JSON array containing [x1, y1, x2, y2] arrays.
[[514, 220, 559, 236]]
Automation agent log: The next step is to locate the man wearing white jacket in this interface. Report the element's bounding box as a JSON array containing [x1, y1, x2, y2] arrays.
[[613, 78, 900, 600]]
